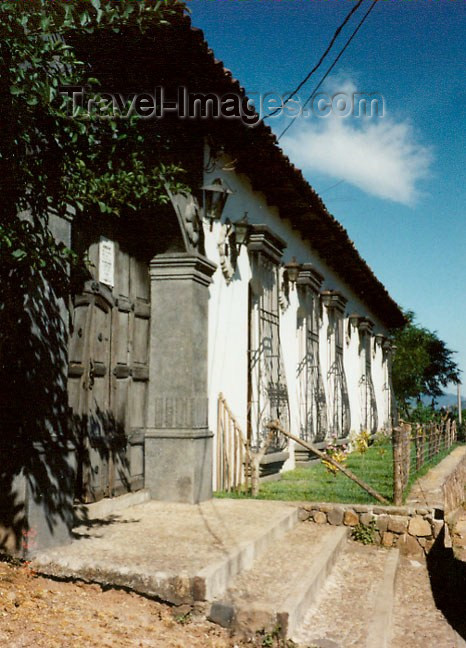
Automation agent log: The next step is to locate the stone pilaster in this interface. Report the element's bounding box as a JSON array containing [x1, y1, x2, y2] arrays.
[[145, 253, 216, 503]]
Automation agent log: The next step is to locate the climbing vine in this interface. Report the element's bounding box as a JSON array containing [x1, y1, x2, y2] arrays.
[[0, 0, 186, 299]]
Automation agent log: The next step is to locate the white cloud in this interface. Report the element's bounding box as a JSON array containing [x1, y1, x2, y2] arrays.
[[280, 89, 433, 206]]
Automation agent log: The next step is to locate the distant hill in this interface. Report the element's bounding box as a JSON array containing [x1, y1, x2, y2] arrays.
[[420, 392, 465, 410]]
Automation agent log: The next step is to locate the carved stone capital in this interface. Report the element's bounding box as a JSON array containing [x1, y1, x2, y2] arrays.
[[348, 312, 361, 328], [296, 263, 324, 293], [375, 333, 386, 347], [321, 289, 347, 314], [150, 253, 217, 287], [247, 224, 286, 265], [358, 317, 374, 335]]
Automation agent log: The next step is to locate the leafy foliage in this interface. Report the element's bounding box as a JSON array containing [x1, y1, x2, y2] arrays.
[[321, 436, 348, 475], [351, 520, 377, 545], [392, 311, 460, 417], [0, 0, 186, 300]]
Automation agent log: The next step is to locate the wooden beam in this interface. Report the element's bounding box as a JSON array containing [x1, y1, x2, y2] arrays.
[[266, 421, 390, 505]]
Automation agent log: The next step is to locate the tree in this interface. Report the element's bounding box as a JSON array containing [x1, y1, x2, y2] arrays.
[[0, 0, 189, 373], [0, 0, 186, 302], [392, 311, 460, 417]]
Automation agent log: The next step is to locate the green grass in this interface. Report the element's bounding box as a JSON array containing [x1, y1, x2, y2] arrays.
[[215, 441, 462, 505]]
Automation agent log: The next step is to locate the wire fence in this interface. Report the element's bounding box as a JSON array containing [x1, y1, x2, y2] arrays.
[[215, 392, 460, 504], [392, 419, 458, 505]]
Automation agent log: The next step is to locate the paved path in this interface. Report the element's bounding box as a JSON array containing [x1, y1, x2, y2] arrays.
[[32, 499, 298, 604]]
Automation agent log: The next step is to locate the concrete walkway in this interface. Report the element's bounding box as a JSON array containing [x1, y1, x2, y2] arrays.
[[32, 498, 298, 605]]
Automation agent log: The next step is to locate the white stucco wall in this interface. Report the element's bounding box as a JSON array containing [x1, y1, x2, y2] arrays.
[[203, 150, 393, 488]]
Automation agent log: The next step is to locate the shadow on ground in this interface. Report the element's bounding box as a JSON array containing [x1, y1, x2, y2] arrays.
[[427, 528, 466, 639]]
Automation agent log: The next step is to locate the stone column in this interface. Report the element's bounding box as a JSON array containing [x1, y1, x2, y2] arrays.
[[145, 253, 216, 503]]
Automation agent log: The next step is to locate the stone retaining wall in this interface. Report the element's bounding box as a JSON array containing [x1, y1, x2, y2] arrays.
[[297, 503, 443, 556], [296, 446, 466, 556]]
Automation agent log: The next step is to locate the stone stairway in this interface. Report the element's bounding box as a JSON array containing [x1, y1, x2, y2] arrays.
[[209, 523, 348, 639], [31, 495, 465, 646], [208, 519, 400, 646], [292, 542, 398, 648]]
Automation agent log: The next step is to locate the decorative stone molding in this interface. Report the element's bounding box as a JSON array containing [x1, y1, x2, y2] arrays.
[[247, 224, 287, 265], [347, 313, 361, 345], [321, 289, 347, 314], [152, 396, 209, 430], [296, 263, 324, 294], [278, 266, 289, 312], [217, 222, 236, 284], [375, 333, 385, 347], [149, 253, 217, 287], [382, 338, 395, 356], [358, 316, 374, 335], [165, 188, 202, 253], [348, 313, 361, 328]]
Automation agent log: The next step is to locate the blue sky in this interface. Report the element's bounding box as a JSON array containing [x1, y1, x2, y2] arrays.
[[188, 0, 466, 391]]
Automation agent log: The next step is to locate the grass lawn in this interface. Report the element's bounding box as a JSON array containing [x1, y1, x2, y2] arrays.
[[215, 442, 461, 505]]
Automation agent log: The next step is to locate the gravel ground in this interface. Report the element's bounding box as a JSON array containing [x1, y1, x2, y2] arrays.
[[392, 554, 465, 648], [0, 560, 241, 648]]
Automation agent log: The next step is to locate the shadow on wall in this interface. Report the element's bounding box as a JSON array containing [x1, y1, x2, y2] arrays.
[[0, 271, 75, 555], [427, 527, 466, 639], [0, 270, 131, 555]]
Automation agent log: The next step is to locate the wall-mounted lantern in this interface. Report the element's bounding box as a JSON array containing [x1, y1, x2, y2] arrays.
[[201, 177, 233, 229], [284, 256, 301, 288], [232, 212, 250, 251]]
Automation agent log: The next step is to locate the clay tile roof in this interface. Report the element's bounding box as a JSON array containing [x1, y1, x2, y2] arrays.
[[176, 8, 405, 329]]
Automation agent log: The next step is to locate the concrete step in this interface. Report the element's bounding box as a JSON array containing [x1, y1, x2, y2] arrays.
[[209, 523, 348, 639], [292, 542, 399, 648], [32, 499, 298, 605]]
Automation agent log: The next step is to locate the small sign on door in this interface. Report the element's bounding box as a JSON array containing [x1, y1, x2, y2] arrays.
[[99, 237, 115, 288]]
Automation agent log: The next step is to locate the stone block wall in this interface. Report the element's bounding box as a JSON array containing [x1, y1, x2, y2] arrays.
[[297, 502, 444, 556]]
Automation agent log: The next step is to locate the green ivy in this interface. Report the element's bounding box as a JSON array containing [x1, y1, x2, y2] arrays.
[[0, 0, 187, 299]]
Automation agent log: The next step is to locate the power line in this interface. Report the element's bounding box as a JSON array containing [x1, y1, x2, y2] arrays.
[[321, 179, 345, 195], [277, 0, 379, 142], [265, 0, 365, 119]]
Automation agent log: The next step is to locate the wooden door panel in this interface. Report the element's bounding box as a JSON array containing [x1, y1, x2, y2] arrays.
[[133, 315, 149, 365], [70, 240, 150, 502], [130, 256, 150, 300], [128, 382, 146, 429]]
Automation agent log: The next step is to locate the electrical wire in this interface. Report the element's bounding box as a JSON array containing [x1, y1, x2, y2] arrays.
[[265, 0, 365, 119], [277, 0, 379, 142]]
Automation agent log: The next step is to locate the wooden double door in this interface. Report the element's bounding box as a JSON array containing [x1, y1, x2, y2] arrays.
[[68, 238, 150, 503]]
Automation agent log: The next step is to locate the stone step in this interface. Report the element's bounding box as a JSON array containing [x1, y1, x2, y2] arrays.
[[292, 542, 399, 648], [209, 523, 348, 639], [31, 499, 299, 605]]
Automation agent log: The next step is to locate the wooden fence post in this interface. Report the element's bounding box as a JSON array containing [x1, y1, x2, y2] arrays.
[[415, 424, 423, 471], [392, 425, 403, 506], [421, 424, 426, 466], [402, 423, 411, 489]]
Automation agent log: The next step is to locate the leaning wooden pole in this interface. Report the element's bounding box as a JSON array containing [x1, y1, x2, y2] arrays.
[[266, 420, 390, 505]]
